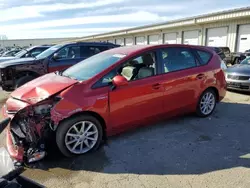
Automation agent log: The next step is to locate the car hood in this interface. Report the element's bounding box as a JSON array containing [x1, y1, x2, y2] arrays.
[[0, 57, 36, 68], [11, 73, 78, 104], [225, 64, 250, 75], [0, 57, 17, 63]]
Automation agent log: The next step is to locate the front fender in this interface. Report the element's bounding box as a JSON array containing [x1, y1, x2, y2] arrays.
[[50, 86, 110, 128]]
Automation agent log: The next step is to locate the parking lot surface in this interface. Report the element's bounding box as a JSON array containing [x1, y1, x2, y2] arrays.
[[0, 89, 250, 188]]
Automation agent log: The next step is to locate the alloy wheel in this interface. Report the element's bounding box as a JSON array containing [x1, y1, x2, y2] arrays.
[[64, 121, 99, 154], [200, 92, 216, 115]]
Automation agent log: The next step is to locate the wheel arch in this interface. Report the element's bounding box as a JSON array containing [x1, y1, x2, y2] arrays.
[[56, 110, 107, 140], [16, 70, 41, 79], [203, 86, 219, 102]]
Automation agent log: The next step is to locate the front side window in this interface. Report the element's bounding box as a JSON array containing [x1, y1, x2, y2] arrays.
[[93, 52, 156, 88], [160, 48, 197, 73], [119, 52, 156, 81]]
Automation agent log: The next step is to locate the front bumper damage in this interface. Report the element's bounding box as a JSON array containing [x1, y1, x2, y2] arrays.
[[1, 97, 61, 164]]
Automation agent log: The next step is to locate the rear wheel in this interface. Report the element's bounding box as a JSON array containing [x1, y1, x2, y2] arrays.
[[15, 75, 35, 89], [196, 89, 217, 117], [56, 115, 103, 157]]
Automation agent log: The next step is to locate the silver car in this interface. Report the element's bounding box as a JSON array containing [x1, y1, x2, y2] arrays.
[[225, 57, 250, 91]]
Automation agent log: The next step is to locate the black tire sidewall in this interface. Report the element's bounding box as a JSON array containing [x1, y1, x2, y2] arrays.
[[196, 89, 217, 117], [56, 115, 103, 157], [15, 76, 35, 89]]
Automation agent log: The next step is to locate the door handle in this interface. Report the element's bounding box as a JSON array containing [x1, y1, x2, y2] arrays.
[[152, 83, 161, 90], [196, 74, 205, 80]]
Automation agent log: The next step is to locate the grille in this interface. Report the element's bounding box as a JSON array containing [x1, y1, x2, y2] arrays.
[[227, 74, 250, 80]]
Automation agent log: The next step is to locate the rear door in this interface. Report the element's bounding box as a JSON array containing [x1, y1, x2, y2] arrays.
[[159, 47, 205, 113], [48, 44, 82, 72]]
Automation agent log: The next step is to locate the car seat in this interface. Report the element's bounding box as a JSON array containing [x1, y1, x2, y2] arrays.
[[121, 66, 137, 81], [137, 54, 155, 79]]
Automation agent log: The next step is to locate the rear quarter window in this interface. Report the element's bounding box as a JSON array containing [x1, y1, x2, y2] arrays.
[[197, 50, 212, 65]]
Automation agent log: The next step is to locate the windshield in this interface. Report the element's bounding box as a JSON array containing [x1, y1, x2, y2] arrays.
[[241, 57, 250, 65], [36, 44, 64, 59], [62, 52, 126, 81], [14, 48, 30, 58]]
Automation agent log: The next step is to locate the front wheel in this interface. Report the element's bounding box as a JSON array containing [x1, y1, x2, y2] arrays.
[[56, 115, 103, 157], [196, 89, 217, 117]]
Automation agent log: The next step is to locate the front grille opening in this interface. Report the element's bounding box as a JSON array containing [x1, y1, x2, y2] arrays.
[[227, 75, 250, 80]]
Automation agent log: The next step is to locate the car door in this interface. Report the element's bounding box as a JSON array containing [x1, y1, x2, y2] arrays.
[[159, 47, 202, 113], [108, 51, 165, 131], [48, 45, 82, 72]]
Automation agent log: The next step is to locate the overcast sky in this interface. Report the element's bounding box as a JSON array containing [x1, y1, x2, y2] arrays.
[[0, 0, 249, 39]]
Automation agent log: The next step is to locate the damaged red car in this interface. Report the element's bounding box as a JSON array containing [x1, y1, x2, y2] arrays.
[[1, 44, 226, 163]]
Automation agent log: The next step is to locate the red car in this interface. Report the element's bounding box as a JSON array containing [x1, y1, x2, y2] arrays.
[[1, 44, 226, 163]]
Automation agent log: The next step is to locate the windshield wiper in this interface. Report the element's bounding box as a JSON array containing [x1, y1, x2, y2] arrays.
[[60, 73, 78, 80]]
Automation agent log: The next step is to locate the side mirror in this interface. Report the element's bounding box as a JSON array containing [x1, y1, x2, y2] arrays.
[[112, 75, 128, 89], [53, 53, 59, 60]]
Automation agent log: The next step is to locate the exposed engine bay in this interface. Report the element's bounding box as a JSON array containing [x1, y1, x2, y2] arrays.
[[9, 97, 60, 164]]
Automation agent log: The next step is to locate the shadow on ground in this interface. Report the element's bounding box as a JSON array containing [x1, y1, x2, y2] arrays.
[[24, 101, 250, 179], [227, 89, 250, 96]]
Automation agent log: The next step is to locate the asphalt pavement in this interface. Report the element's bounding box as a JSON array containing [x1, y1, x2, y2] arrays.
[[0, 89, 250, 188]]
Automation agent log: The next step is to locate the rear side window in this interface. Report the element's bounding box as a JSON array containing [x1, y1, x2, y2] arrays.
[[80, 46, 110, 57], [197, 50, 212, 65], [160, 47, 197, 73]]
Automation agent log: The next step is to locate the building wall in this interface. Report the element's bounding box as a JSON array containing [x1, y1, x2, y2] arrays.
[[82, 17, 250, 52], [0, 37, 79, 48]]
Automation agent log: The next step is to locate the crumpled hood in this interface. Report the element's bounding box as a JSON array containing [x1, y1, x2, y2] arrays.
[[225, 64, 250, 75], [11, 73, 78, 104], [0, 57, 17, 63], [0, 57, 35, 68]]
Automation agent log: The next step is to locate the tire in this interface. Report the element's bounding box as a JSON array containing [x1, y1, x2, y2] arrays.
[[196, 89, 217, 117], [15, 75, 35, 89], [56, 115, 103, 157]]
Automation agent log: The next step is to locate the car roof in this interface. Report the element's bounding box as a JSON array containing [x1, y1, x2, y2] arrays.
[[104, 44, 215, 56], [31, 45, 53, 48], [61, 42, 119, 46]]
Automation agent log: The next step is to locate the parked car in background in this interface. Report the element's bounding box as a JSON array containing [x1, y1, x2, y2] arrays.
[[218, 47, 246, 65], [244, 49, 250, 58], [1, 49, 21, 57], [0, 45, 52, 63], [225, 57, 250, 92], [208, 47, 226, 60], [0, 42, 119, 91], [1, 44, 226, 162]]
